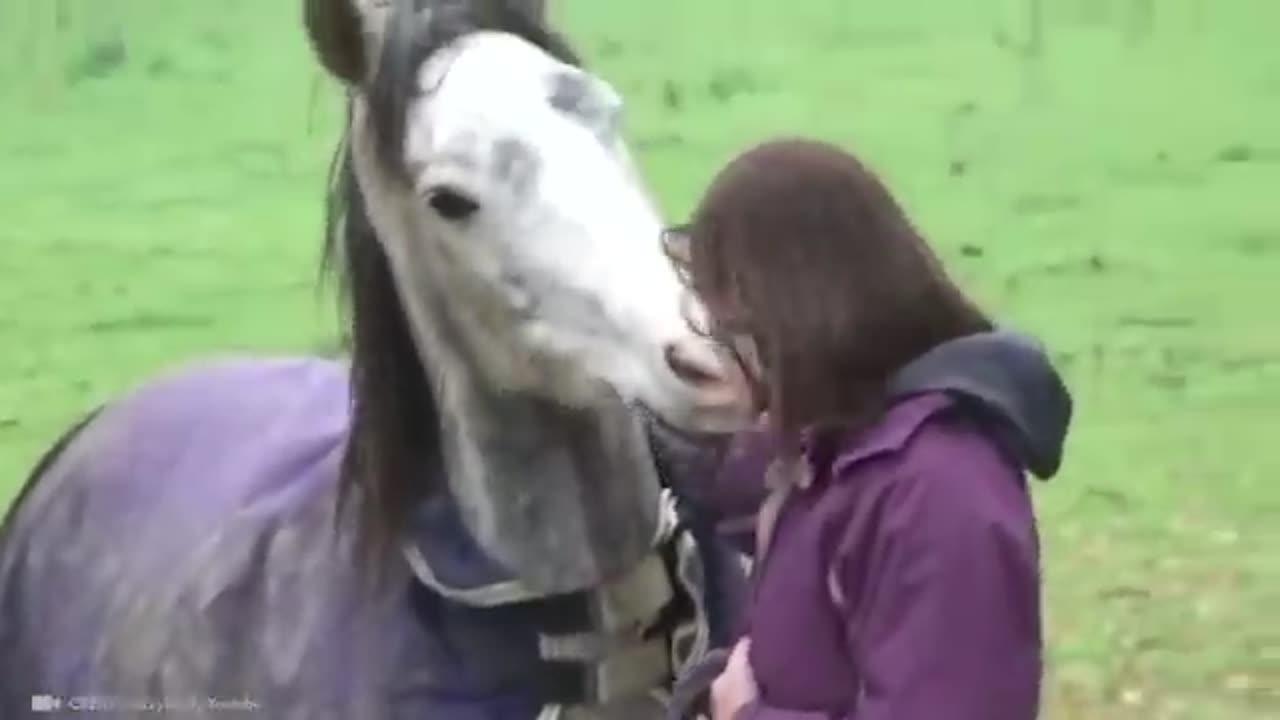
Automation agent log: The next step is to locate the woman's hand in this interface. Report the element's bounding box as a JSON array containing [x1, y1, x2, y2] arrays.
[[709, 638, 758, 720]]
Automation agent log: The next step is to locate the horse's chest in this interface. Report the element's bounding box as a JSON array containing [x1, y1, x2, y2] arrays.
[[397, 504, 735, 718]]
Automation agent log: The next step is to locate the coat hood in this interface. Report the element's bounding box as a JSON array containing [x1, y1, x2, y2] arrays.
[[887, 330, 1073, 479]]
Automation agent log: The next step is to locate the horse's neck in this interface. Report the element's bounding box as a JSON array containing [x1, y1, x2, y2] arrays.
[[429, 351, 665, 594]]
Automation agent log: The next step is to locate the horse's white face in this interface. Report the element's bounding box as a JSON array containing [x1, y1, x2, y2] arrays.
[[352, 30, 750, 433]]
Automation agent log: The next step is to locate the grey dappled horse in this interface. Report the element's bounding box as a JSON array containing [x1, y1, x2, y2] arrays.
[[0, 1, 751, 717]]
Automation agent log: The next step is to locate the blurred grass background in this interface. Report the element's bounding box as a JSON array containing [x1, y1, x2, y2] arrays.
[[0, 0, 1276, 716]]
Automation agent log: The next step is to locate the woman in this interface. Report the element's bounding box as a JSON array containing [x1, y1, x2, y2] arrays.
[[663, 138, 1073, 720]]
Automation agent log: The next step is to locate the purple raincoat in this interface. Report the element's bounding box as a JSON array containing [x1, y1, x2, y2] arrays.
[[673, 330, 1073, 720]]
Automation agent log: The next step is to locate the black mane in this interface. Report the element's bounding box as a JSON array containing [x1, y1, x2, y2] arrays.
[[323, 0, 585, 577]]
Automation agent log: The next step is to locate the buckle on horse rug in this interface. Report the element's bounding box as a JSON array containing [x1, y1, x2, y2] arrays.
[[534, 551, 676, 703]]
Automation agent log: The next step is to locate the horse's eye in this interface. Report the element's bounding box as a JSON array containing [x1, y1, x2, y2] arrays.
[[426, 186, 480, 222]]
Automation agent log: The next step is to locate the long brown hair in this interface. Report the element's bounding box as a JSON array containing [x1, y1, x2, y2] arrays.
[[681, 137, 992, 445]]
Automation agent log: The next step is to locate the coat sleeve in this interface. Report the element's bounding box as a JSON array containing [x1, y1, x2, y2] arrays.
[[646, 416, 776, 557], [737, 441, 1043, 720], [702, 429, 776, 555]]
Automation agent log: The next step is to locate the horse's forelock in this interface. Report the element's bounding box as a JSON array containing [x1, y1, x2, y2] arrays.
[[366, 0, 584, 181]]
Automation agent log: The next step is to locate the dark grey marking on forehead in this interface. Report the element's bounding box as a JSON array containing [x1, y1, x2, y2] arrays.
[[546, 70, 621, 142], [491, 137, 541, 198], [548, 70, 594, 117]]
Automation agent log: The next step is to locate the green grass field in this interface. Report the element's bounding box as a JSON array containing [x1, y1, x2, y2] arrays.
[[1, 0, 1276, 716]]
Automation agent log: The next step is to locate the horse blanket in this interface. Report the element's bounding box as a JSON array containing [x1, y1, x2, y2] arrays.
[[0, 357, 745, 719]]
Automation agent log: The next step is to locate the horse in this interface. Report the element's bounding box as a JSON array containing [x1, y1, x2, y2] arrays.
[[0, 1, 752, 717]]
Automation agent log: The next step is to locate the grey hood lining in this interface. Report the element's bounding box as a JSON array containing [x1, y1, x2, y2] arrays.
[[887, 329, 1073, 479]]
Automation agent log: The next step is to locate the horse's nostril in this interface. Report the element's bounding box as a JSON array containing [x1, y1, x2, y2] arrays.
[[663, 341, 725, 388]]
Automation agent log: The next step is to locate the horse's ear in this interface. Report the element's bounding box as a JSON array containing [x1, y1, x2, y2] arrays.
[[303, 0, 368, 84]]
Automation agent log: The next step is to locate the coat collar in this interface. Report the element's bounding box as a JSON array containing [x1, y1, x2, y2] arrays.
[[822, 392, 954, 477]]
